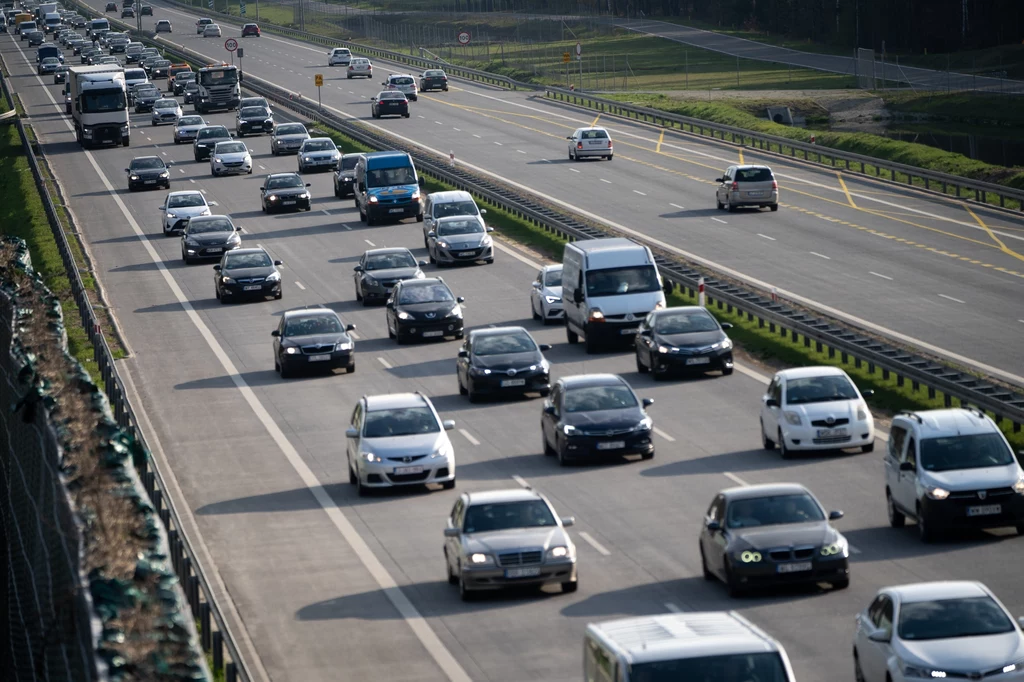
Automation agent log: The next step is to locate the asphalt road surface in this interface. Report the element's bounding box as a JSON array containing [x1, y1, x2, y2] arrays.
[[5, 13, 1024, 682]]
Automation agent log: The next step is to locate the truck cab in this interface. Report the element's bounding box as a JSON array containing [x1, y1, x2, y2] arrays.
[[66, 65, 130, 148], [194, 63, 240, 113]]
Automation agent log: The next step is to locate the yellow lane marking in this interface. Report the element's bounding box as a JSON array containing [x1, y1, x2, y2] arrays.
[[837, 172, 857, 209], [656, 130, 664, 154], [591, 113, 601, 127], [964, 204, 1024, 264], [738, 148, 744, 165]]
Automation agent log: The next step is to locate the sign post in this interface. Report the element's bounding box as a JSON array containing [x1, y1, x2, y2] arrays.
[[224, 37, 238, 66], [576, 41, 582, 91], [314, 73, 323, 110], [236, 46, 243, 79]]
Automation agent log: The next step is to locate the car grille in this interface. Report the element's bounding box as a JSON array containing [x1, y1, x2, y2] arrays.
[[811, 418, 850, 427], [767, 546, 816, 562], [222, 161, 244, 167], [948, 487, 1015, 501], [158, 112, 176, 120], [603, 312, 649, 323], [579, 426, 633, 437], [386, 471, 430, 483], [668, 345, 716, 356], [497, 550, 543, 567], [812, 435, 853, 445], [449, 247, 483, 258], [235, 276, 265, 284], [300, 344, 334, 355], [385, 454, 427, 463], [378, 280, 399, 289]]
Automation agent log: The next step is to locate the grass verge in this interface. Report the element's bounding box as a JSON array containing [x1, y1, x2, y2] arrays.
[[882, 91, 1024, 128]]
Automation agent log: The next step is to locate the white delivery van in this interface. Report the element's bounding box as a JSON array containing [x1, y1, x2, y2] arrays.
[[585, 612, 797, 682], [562, 237, 667, 353]]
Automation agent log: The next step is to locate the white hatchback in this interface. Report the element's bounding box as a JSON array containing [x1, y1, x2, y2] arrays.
[[160, 190, 211, 234], [530, 264, 564, 323], [327, 46, 351, 66], [760, 366, 875, 458], [347, 57, 372, 79]]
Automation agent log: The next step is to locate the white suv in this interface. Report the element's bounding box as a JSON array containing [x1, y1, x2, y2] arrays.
[[885, 408, 1024, 542], [327, 47, 351, 66]]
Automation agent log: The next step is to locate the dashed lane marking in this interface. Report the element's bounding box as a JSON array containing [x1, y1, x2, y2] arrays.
[[458, 429, 480, 446], [578, 531, 611, 556]]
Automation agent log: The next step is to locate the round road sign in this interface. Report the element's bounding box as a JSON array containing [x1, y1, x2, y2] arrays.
[[575, 41, 582, 56], [224, 37, 238, 52], [457, 31, 471, 45]]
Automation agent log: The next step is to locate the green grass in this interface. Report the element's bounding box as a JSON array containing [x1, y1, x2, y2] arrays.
[[882, 91, 1024, 128]]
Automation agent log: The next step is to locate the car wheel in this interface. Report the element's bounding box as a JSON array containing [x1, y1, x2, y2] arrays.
[[566, 327, 578, 344], [861, 441, 874, 454], [778, 430, 791, 459], [770, 204, 779, 212], [561, 580, 578, 594], [441, 478, 455, 490], [724, 560, 743, 598], [833, 577, 850, 590], [542, 430, 554, 456], [635, 349, 649, 374], [726, 200, 736, 213], [917, 506, 936, 543], [279, 362, 291, 379], [532, 299, 541, 321], [358, 205, 366, 223], [446, 552, 458, 585], [556, 442, 569, 467], [716, 198, 724, 210], [700, 546, 714, 581], [458, 374, 467, 396], [416, 213, 423, 223], [466, 379, 479, 404], [354, 283, 363, 301], [641, 448, 654, 461], [760, 419, 775, 449], [458, 566, 473, 602], [721, 365, 734, 376], [1016, 523, 1024, 536], [886, 490, 906, 528], [853, 652, 866, 682]]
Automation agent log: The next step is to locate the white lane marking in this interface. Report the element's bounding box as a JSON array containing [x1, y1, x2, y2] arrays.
[[665, 602, 683, 613], [472, 134, 481, 138], [161, 151, 167, 156], [179, 169, 185, 173], [258, 164, 266, 170], [321, 209, 331, 216], [342, 224, 352, 231], [849, 545, 862, 555], [723, 472, 749, 487], [1019, 320, 1024, 324], [569, 168, 580, 173], [295, 281, 305, 290], [653, 427, 676, 442], [189, 178, 196, 183], [493, 141, 502, 146], [377, 357, 393, 369], [458, 429, 480, 446], [633, 190, 647, 196], [757, 233, 776, 241], [516, 149, 526, 154], [577, 531, 611, 556], [600, 178, 612, 184], [365, 239, 376, 246], [711, 217, 727, 224], [810, 251, 832, 260], [870, 271, 893, 280], [349, 331, 360, 340], [939, 293, 965, 303], [200, 189, 207, 194], [434, 120, 443, 125], [453, 127, 461, 131], [669, 202, 685, 209], [512, 475, 530, 488]]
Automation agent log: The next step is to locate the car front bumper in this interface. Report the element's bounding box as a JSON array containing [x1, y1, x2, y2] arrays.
[[135, 102, 156, 112], [462, 559, 576, 592], [920, 494, 1024, 530], [779, 421, 874, 451], [152, 112, 178, 125], [650, 348, 733, 374], [219, 278, 281, 299], [730, 556, 849, 587], [238, 121, 273, 135], [561, 430, 654, 461], [298, 157, 340, 171], [435, 243, 492, 264], [265, 195, 310, 211], [396, 318, 463, 341], [128, 176, 169, 190], [356, 457, 454, 488], [174, 130, 199, 142], [280, 348, 353, 373], [367, 201, 419, 222], [582, 320, 645, 344], [468, 369, 549, 396], [212, 159, 253, 175], [186, 243, 239, 259]]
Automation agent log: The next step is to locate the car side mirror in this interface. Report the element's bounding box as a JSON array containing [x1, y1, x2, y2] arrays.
[[639, 328, 652, 337], [345, 427, 359, 438], [442, 419, 455, 431], [486, 227, 494, 233], [443, 527, 460, 538], [61, 88, 65, 95], [417, 260, 427, 267], [531, 281, 541, 289], [270, 330, 280, 337], [868, 629, 891, 643], [427, 231, 436, 238], [457, 350, 468, 358], [538, 344, 551, 352], [456, 296, 465, 303], [899, 461, 914, 472], [158, 205, 165, 210], [212, 264, 222, 271], [715, 177, 724, 183], [273, 260, 282, 266], [765, 397, 778, 408], [706, 519, 721, 532], [721, 322, 733, 329], [479, 208, 487, 215], [572, 289, 583, 304], [642, 398, 654, 408], [543, 405, 555, 415], [235, 226, 242, 231], [862, 389, 875, 397], [305, 183, 311, 187], [353, 265, 363, 272], [124, 167, 130, 172], [358, 182, 365, 192], [566, 135, 572, 140], [561, 516, 575, 528], [385, 300, 393, 308], [345, 324, 356, 332], [828, 510, 844, 520]]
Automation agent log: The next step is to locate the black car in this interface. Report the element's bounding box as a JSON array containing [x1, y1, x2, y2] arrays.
[[386, 278, 464, 344], [370, 91, 409, 119], [540, 373, 654, 466], [105, 2, 117, 11], [213, 248, 282, 302], [140, 5, 152, 15], [272, 306, 355, 378], [333, 152, 362, 198], [353, 247, 425, 305], [181, 215, 241, 264], [27, 31, 43, 46], [133, 86, 161, 112], [121, 7, 134, 17], [235, 105, 273, 137], [125, 156, 171, 191], [70, 40, 86, 54], [193, 125, 231, 161], [183, 82, 200, 104], [53, 65, 68, 84], [419, 69, 448, 92], [173, 71, 196, 95], [149, 59, 171, 80], [260, 173, 311, 213], [634, 306, 735, 378], [457, 326, 551, 403], [698, 483, 849, 596], [80, 48, 99, 64]]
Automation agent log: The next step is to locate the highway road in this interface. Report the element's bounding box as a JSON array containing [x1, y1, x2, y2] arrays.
[[5, 15, 1024, 682], [85, 0, 1024, 386]]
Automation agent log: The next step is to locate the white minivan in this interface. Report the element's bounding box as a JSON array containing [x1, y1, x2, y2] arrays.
[[562, 237, 667, 354]]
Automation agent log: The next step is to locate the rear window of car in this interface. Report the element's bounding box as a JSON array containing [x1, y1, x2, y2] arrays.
[[391, 77, 414, 85], [581, 129, 608, 139], [736, 167, 774, 182]]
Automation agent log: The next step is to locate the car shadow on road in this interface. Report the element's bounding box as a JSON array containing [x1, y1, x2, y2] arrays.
[[387, 357, 455, 379], [247, 221, 342, 240], [327, 254, 361, 264], [640, 447, 859, 478], [134, 298, 223, 314], [841, 524, 1009, 561], [453, 453, 627, 482]]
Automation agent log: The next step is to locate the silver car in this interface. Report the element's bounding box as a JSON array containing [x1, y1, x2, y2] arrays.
[[715, 164, 779, 212], [567, 126, 613, 161], [353, 247, 426, 305], [270, 122, 310, 155], [426, 215, 494, 266], [297, 137, 340, 173], [383, 73, 418, 101], [173, 115, 206, 144], [210, 140, 253, 176], [160, 189, 211, 235], [530, 264, 564, 323], [345, 392, 456, 496], [347, 57, 372, 79], [203, 23, 221, 37], [443, 488, 578, 601], [151, 98, 181, 126]]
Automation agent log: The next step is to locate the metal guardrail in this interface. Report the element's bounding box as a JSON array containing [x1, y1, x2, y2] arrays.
[[0, 25, 253, 682]]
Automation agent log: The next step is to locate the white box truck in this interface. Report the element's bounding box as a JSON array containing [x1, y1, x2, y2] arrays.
[[35, 2, 56, 22], [66, 65, 130, 148]]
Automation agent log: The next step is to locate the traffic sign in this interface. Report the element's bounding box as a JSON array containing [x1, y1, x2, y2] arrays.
[[224, 37, 238, 52], [457, 31, 471, 45], [236, 47, 244, 59], [207, 0, 213, 8], [562, 52, 570, 63], [575, 41, 582, 57], [314, 73, 324, 87], [239, 0, 246, 15]]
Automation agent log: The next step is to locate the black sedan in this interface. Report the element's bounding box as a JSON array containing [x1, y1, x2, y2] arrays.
[[457, 326, 551, 403], [260, 173, 311, 213], [126, 156, 171, 191], [370, 91, 409, 119], [333, 152, 362, 198], [386, 278, 464, 344], [181, 215, 241, 264], [149, 59, 171, 80], [635, 306, 735, 378], [53, 65, 69, 84], [353, 247, 425, 305], [235, 105, 273, 137], [193, 125, 231, 162], [213, 248, 283, 303], [540, 374, 654, 466], [272, 306, 355, 378], [132, 86, 161, 112], [698, 482, 849, 596], [419, 69, 448, 92], [141, 5, 153, 15]]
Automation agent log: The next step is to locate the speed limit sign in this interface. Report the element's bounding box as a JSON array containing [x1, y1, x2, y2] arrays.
[[224, 38, 238, 52], [457, 31, 471, 45]]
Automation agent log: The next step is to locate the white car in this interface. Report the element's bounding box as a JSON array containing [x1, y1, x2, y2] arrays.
[[567, 126, 613, 161], [155, 19, 171, 33], [327, 46, 351, 66], [151, 98, 181, 126], [210, 140, 252, 176], [203, 23, 221, 37], [853, 581, 1024, 682], [530, 264, 564, 324], [160, 190, 211, 235], [759, 366, 875, 458], [346, 57, 372, 79], [173, 115, 206, 144]]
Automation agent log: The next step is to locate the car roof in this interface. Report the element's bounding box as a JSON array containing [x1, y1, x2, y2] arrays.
[[167, 190, 204, 198], [720, 482, 811, 501], [401, 277, 444, 287], [428, 190, 473, 203], [364, 247, 412, 256], [895, 408, 1000, 438], [886, 581, 990, 604], [303, 137, 334, 143], [267, 172, 301, 179], [363, 392, 430, 412], [653, 305, 710, 317], [435, 214, 481, 223], [468, 326, 530, 340], [465, 488, 543, 506], [130, 155, 161, 162], [542, 263, 563, 271], [190, 214, 233, 223], [559, 373, 628, 389], [282, 305, 337, 319], [734, 164, 774, 171], [775, 366, 849, 380], [226, 247, 266, 256]]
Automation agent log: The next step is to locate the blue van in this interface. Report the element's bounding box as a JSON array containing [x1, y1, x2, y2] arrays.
[[353, 151, 425, 226]]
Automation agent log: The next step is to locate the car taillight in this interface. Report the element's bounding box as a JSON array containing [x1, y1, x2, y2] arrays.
[[731, 181, 739, 191], [577, 142, 583, 149], [772, 180, 778, 190], [608, 141, 613, 148]]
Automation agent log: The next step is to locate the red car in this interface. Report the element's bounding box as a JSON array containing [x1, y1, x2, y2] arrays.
[[241, 23, 260, 37]]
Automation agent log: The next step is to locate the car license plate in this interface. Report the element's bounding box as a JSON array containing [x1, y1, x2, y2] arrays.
[[967, 504, 1001, 517], [747, 190, 764, 197], [144, 179, 156, 184], [243, 284, 261, 291], [393, 466, 423, 475], [685, 357, 711, 365], [619, 327, 639, 335], [458, 251, 476, 257], [505, 567, 541, 579], [777, 561, 812, 573], [596, 441, 626, 450], [389, 208, 404, 213], [816, 427, 848, 437], [500, 379, 526, 387], [422, 330, 444, 337], [205, 247, 223, 253], [283, 200, 296, 205], [307, 354, 331, 362]]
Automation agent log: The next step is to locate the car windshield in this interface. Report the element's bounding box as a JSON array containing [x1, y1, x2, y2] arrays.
[[137, 87, 158, 97], [130, 158, 164, 170], [240, 99, 266, 107], [217, 142, 246, 154], [42, 57, 58, 64], [167, 194, 205, 208], [284, 315, 342, 337], [725, 493, 825, 529], [473, 332, 536, 356], [339, 155, 361, 170], [564, 385, 637, 413], [176, 72, 195, 81], [365, 252, 415, 271], [919, 433, 1015, 473], [276, 124, 306, 136], [197, 127, 228, 140], [303, 140, 334, 152], [241, 106, 268, 118], [585, 265, 660, 297], [437, 219, 483, 236], [898, 597, 1014, 641], [266, 175, 303, 190], [580, 129, 609, 139], [153, 60, 170, 67], [433, 200, 478, 218], [736, 167, 774, 182], [154, 99, 177, 109], [367, 166, 415, 188], [124, 69, 146, 80], [391, 76, 414, 85], [199, 69, 237, 86], [379, 92, 405, 100], [398, 283, 454, 305], [81, 90, 124, 112], [188, 218, 232, 234], [785, 375, 858, 404], [177, 116, 203, 126], [463, 500, 556, 533], [224, 252, 272, 269], [543, 268, 563, 287], [363, 406, 439, 438], [655, 310, 719, 334], [629, 652, 789, 682]]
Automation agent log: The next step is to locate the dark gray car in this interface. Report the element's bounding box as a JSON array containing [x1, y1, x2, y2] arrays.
[[353, 247, 425, 305], [193, 125, 231, 162], [269, 122, 309, 156], [213, 248, 282, 303], [132, 85, 161, 112], [272, 306, 355, 378], [426, 215, 495, 266], [180, 215, 241, 264]]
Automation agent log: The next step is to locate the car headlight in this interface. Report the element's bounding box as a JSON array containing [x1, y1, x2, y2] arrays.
[[166, 212, 177, 219], [468, 553, 493, 565], [437, 240, 448, 249], [362, 274, 377, 285], [562, 424, 578, 436], [302, 155, 312, 162], [159, 171, 168, 178], [265, 271, 281, 283], [588, 308, 605, 321], [411, 190, 421, 200], [299, 192, 310, 199], [227, 233, 240, 243], [201, 209, 211, 216], [783, 411, 802, 426], [820, 537, 849, 558], [658, 345, 674, 354], [482, 235, 492, 246], [469, 366, 491, 376], [926, 487, 950, 501], [220, 276, 235, 284], [368, 195, 379, 204], [633, 416, 653, 432], [711, 338, 733, 350], [363, 451, 383, 463], [736, 550, 762, 563], [284, 346, 298, 354], [129, 174, 139, 180], [267, 195, 278, 202], [431, 442, 452, 460], [213, 157, 222, 163], [654, 300, 665, 310], [547, 546, 569, 559], [1013, 478, 1024, 495], [335, 341, 353, 351], [397, 311, 412, 320], [544, 296, 561, 304], [447, 305, 462, 319], [902, 663, 948, 679], [857, 405, 869, 421]]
